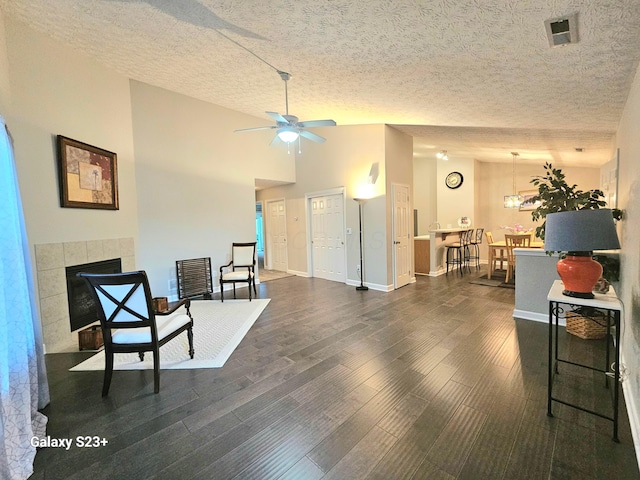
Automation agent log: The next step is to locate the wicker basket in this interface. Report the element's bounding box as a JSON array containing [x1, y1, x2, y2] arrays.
[[565, 309, 608, 340]]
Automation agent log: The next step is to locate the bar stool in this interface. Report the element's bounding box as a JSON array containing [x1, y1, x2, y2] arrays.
[[446, 229, 472, 275], [468, 228, 484, 269]]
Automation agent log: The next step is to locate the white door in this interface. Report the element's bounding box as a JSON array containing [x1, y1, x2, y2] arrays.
[[393, 184, 411, 289], [310, 194, 345, 282], [266, 199, 287, 272]]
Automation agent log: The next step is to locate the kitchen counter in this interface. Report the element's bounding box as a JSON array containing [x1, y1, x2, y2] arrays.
[[414, 236, 430, 275]]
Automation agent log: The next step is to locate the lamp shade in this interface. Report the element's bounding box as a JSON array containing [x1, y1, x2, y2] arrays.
[[544, 209, 620, 253]]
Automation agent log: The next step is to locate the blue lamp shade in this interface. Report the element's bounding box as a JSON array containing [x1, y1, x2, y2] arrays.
[[544, 209, 620, 253], [544, 209, 620, 298]]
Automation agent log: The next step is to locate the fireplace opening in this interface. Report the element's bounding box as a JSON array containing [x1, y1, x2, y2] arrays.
[[66, 258, 122, 332]]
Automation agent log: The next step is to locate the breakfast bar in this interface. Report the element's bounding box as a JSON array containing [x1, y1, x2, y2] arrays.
[[427, 228, 466, 276]]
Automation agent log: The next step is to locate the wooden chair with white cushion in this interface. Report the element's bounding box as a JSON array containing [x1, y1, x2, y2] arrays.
[[77, 270, 194, 396], [219, 242, 257, 301]]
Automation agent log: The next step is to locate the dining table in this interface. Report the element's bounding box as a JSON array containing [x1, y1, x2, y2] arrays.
[[488, 237, 544, 279]]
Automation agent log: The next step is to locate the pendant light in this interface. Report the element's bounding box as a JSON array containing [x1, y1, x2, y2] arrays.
[[504, 152, 523, 208]]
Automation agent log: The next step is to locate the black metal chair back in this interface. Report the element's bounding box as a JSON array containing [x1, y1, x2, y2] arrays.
[[77, 271, 194, 395]]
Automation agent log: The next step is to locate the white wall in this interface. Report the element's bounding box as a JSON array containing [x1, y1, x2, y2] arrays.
[[4, 17, 139, 248], [437, 157, 475, 228], [615, 62, 640, 449], [130, 81, 294, 296], [0, 7, 9, 114], [413, 156, 437, 235]]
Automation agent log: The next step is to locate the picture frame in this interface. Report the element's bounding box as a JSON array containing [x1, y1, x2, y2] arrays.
[[57, 135, 119, 210], [518, 190, 540, 211]]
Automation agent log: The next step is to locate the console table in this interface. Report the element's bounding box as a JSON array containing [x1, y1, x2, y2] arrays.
[[547, 280, 622, 441]]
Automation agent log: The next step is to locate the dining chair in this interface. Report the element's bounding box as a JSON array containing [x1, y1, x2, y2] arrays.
[[504, 233, 532, 283], [77, 271, 195, 396], [486, 231, 507, 275]]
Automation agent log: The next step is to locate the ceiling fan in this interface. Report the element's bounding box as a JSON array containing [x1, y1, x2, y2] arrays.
[[234, 71, 336, 148]]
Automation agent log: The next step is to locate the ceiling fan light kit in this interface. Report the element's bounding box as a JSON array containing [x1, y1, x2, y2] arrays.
[[276, 127, 299, 143]]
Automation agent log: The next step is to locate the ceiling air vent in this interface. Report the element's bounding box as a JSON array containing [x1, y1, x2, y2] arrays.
[[544, 14, 578, 47]]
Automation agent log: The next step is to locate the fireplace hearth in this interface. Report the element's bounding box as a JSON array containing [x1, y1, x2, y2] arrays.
[[35, 237, 135, 353], [66, 258, 122, 332]]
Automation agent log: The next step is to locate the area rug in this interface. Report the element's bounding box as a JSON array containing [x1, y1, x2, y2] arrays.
[[70, 299, 270, 371], [469, 272, 515, 289]]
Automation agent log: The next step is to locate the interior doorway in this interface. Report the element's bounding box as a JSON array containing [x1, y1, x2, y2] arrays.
[[264, 198, 288, 272], [256, 201, 265, 273], [392, 183, 412, 289], [307, 189, 346, 283]]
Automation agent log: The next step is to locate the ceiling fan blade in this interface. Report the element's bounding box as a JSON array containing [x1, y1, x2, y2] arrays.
[[234, 126, 276, 133], [300, 130, 326, 143], [266, 111, 289, 123], [297, 119, 337, 128], [269, 134, 282, 146]]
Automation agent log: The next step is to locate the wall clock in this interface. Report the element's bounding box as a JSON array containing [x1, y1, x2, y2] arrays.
[[445, 171, 464, 189]]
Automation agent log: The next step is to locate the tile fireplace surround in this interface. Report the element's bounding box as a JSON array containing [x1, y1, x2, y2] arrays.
[[35, 238, 135, 353]]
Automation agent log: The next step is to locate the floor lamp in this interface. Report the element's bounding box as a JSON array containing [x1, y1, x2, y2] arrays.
[[354, 198, 368, 291]]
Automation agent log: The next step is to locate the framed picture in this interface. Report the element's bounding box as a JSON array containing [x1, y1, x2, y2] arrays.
[[57, 135, 118, 210], [519, 190, 540, 211]]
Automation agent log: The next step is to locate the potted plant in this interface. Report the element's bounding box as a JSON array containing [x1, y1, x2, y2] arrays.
[[528, 162, 622, 241]]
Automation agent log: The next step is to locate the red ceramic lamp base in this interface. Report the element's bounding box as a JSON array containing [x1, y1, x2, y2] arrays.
[[556, 253, 603, 299]]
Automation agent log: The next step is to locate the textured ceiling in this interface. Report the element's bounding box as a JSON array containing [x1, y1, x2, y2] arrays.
[[2, 0, 640, 167]]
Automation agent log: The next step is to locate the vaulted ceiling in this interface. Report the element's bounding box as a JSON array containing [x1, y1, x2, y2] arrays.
[[2, 0, 640, 167]]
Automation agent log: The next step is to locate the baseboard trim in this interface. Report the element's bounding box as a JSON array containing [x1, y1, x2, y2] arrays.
[[621, 351, 640, 470], [287, 269, 309, 277], [512, 309, 565, 325], [345, 279, 393, 292]]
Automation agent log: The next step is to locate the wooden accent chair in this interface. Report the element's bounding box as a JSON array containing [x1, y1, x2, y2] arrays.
[[77, 271, 194, 396], [504, 234, 532, 283], [219, 242, 257, 301]]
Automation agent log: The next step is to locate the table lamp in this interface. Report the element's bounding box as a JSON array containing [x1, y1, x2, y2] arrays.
[[544, 209, 620, 299]]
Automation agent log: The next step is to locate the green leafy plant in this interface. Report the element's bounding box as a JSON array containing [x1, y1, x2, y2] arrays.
[[593, 254, 620, 282], [529, 162, 622, 240]]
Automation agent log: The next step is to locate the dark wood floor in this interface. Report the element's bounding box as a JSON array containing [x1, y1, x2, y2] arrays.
[[31, 269, 639, 479]]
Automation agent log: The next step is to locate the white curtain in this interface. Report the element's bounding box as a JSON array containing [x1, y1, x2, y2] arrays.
[[0, 115, 49, 480]]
